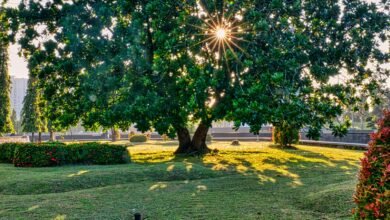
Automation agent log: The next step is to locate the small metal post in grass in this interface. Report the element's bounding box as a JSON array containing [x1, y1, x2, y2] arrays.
[[134, 213, 142, 220]]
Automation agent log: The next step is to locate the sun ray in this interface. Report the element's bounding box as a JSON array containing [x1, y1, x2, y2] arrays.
[[225, 40, 243, 65], [191, 35, 219, 47], [188, 23, 212, 32], [211, 38, 220, 52], [226, 38, 251, 57], [204, 20, 218, 29], [217, 38, 222, 55], [200, 3, 219, 29], [229, 35, 250, 42], [221, 39, 231, 72]]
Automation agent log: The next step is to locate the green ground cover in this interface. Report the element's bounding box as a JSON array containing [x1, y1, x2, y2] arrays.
[[0, 141, 363, 219]]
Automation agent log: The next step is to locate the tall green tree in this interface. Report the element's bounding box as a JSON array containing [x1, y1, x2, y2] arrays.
[[228, 0, 389, 146], [21, 75, 47, 142], [16, 0, 389, 152], [10, 109, 20, 134], [0, 3, 14, 135]]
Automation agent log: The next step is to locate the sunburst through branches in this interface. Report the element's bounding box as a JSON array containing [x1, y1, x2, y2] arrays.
[[194, 11, 248, 64]]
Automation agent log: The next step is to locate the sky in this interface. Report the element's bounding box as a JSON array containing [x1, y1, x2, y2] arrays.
[[5, 0, 389, 80], [5, 0, 28, 78], [9, 44, 28, 78]]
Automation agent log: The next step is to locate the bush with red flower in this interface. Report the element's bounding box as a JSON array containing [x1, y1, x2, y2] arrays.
[[353, 110, 390, 219]]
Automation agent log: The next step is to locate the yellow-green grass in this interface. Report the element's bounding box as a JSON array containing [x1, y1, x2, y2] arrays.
[[0, 141, 363, 219]]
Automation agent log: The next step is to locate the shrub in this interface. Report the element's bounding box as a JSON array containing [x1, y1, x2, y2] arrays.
[[161, 134, 170, 141], [63, 143, 130, 165], [353, 110, 389, 219], [13, 143, 64, 167], [11, 142, 130, 167], [231, 140, 240, 146], [128, 131, 135, 140], [130, 134, 147, 143], [272, 124, 299, 147], [0, 143, 21, 163]]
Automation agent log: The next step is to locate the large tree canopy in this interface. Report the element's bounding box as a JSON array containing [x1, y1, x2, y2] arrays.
[[15, 0, 389, 152]]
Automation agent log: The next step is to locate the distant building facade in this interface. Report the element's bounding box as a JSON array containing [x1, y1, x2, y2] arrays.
[[10, 76, 28, 120]]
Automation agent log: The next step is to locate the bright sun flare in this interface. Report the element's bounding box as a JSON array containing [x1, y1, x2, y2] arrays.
[[215, 27, 227, 40], [193, 13, 247, 63]]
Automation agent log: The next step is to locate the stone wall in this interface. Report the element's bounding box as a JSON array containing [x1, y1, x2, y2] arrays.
[[22, 128, 373, 144], [0, 136, 30, 143], [300, 130, 372, 144]]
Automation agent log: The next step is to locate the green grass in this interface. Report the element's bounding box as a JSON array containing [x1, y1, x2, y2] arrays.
[[0, 141, 363, 219]]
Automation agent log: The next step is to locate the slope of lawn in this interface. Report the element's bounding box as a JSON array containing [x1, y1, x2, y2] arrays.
[[0, 141, 363, 220]]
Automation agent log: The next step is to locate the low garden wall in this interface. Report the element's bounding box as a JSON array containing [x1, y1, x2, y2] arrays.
[[0, 136, 30, 143], [23, 128, 373, 145]]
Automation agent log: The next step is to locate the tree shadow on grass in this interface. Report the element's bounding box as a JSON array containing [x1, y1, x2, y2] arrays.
[[136, 146, 360, 219], [130, 144, 360, 182], [128, 144, 361, 198]]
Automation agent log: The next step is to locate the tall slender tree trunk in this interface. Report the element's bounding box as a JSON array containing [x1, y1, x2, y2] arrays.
[[49, 131, 55, 141], [38, 132, 42, 143], [111, 127, 120, 142], [31, 132, 35, 143]]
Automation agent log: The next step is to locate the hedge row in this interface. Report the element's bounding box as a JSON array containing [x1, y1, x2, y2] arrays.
[[0, 142, 130, 167], [0, 143, 19, 163]]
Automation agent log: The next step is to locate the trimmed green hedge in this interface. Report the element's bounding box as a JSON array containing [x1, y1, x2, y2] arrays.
[[130, 134, 147, 143], [0, 143, 22, 163], [0, 142, 130, 167]]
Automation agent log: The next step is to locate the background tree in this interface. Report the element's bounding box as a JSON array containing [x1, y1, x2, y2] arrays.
[[10, 109, 21, 134], [0, 3, 14, 135], [21, 75, 47, 143], [365, 92, 390, 129], [228, 0, 389, 147]]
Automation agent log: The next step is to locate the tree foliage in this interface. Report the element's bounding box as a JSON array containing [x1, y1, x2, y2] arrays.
[[21, 75, 47, 134], [14, 0, 389, 152], [0, 3, 15, 135], [228, 0, 389, 144]]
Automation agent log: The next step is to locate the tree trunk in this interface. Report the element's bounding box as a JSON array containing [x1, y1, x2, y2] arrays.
[[38, 132, 42, 144], [190, 122, 211, 154], [31, 132, 35, 143], [174, 122, 211, 155], [174, 127, 192, 154], [111, 128, 120, 142], [49, 131, 56, 141]]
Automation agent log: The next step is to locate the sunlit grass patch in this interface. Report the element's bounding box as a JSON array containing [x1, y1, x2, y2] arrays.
[[0, 141, 363, 219]]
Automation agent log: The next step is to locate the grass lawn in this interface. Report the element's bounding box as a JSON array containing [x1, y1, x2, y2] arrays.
[[0, 141, 363, 220]]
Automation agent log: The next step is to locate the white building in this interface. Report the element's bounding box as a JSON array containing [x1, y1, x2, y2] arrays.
[[10, 76, 28, 120]]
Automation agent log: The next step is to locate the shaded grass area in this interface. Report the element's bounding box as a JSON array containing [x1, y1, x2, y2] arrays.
[[0, 141, 362, 219]]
